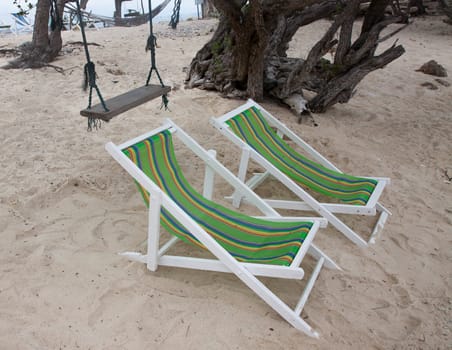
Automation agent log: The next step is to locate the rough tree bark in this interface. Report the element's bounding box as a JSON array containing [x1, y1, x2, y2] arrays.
[[185, 0, 406, 114], [440, 0, 452, 20], [202, 0, 218, 18]]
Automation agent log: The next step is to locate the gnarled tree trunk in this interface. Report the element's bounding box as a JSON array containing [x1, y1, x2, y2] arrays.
[[5, 0, 84, 69], [186, 0, 405, 114], [202, 0, 218, 18]]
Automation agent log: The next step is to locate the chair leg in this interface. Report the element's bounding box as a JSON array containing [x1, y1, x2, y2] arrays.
[[230, 149, 377, 247], [123, 242, 323, 337], [231, 148, 271, 207], [322, 210, 369, 247], [234, 262, 321, 337], [232, 147, 251, 207], [295, 257, 324, 315], [368, 203, 391, 244], [202, 149, 217, 200], [146, 193, 162, 271]]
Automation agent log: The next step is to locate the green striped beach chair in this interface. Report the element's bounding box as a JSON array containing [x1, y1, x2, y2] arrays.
[[211, 100, 391, 248], [105, 120, 339, 338]]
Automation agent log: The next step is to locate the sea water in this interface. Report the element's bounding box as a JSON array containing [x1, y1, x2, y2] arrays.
[[0, 0, 198, 26]]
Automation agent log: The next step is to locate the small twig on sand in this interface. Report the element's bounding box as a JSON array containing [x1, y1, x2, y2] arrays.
[[66, 41, 102, 47], [371, 304, 390, 310], [63, 65, 80, 72], [443, 168, 452, 182], [378, 22, 411, 43], [44, 64, 66, 74]]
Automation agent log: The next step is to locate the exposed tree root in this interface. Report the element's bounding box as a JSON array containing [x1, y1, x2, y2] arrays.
[[0, 48, 21, 57], [1, 41, 61, 70]]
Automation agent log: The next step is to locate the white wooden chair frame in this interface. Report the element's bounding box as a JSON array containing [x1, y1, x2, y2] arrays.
[[10, 13, 33, 35], [105, 119, 340, 338], [211, 99, 391, 248]]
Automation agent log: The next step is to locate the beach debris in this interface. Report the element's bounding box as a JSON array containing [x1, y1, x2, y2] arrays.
[[285, 93, 308, 115], [106, 67, 125, 76], [435, 78, 451, 87], [442, 168, 452, 183], [420, 82, 438, 90], [416, 60, 448, 77], [284, 93, 318, 126]]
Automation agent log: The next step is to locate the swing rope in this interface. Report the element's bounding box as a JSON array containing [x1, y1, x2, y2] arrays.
[[76, 0, 169, 130], [169, 0, 182, 29], [146, 0, 169, 110], [74, 0, 108, 130]]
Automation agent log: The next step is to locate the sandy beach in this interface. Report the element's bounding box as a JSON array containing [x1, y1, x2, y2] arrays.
[[0, 17, 451, 349]]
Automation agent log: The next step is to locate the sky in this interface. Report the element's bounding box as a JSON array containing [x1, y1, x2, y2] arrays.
[[1, 0, 199, 25]]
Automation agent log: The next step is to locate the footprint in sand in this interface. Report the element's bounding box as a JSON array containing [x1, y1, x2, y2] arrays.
[[391, 284, 412, 309]]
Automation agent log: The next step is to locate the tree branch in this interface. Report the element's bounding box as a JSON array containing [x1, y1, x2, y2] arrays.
[[345, 16, 402, 66], [308, 44, 405, 112], [335, 0, 361, 65], [211, 0, 246, 31], [262, 0, 334, 14], [361, 0, 392, 34]]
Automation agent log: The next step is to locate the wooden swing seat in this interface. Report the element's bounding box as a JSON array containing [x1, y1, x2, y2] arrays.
[[80, 84, 171, 121]]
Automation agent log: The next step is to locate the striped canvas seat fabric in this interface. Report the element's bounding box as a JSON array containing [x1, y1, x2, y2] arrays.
[[226, 107, 378, 206], [123, 130, 314, 266]]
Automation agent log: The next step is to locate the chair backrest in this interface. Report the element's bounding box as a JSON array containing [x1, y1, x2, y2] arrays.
[[12, 13, 31, 26], [226, 106, 377, 205], [121, 129, 313, 266], [10, 13, 33, 35]]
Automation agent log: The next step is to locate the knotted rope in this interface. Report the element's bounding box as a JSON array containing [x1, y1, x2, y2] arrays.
[[146, 0, 169, 110], [75, 0, 108, 130]]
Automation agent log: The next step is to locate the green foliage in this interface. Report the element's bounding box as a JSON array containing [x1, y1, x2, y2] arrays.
[[211, 40, 222, 55], [223, 35, 232, 50], [13, 0, 34, 15], [213, 57, 223, 73], [211, 35, 233, 74], [333, 2, 346, 16], [211, 35, 233, 56], [211, 40, 223, 72]]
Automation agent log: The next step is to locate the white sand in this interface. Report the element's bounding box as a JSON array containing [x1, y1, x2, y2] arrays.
[[0, 17, 451, 349]]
